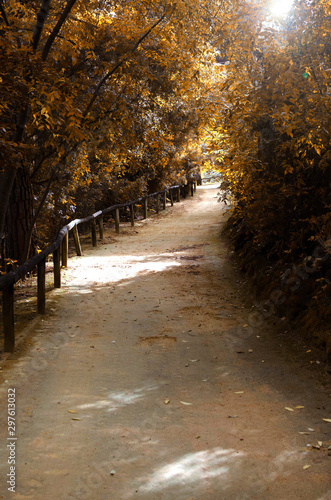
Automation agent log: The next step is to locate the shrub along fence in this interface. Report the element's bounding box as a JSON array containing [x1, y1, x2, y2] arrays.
[[0, 182, 197, 352]]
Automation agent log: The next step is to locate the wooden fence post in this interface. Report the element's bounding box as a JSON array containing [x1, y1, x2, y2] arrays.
[[177, 187, 181, 202], [163, 191, 166, 209], [53, 247, 61, 288], [98, 216, 104, 240], [156, 194, 160, 214], [91, 219, 97, 247], [115, 208, 120, 233], [144, 198, 148, 219], [62, 231, 68, 267], [190, 182, 194, 196], [72, 225, 82, 256], [3, 285, 15, 352], [130, 204, 135, 226], [37, 257, 46, 315]]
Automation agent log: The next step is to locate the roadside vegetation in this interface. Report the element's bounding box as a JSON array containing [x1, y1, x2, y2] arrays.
[[212, 0, 331, 353]]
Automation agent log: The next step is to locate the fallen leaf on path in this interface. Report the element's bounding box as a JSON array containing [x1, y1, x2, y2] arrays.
[[72, 418, 80, 421], [234, 391, 244, 394], [164, 399, 170, 405], [296, 406, 305, 409], [180, 401, 193, 405], [318, 441, 323, 446], [323, 419, 331, 423], [285, 407, 294, 412], [299, 432, 311, 435], [308, 428, 315, 431], [303, 465, 311, 470], [68, 410, 77, 414], [248, 349, 253, 353], [228, 415, 238, 418], [190, 359, 199, 362]]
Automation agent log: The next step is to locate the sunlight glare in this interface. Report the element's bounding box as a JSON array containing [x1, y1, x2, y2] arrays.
[[269, 0, 294, 17]]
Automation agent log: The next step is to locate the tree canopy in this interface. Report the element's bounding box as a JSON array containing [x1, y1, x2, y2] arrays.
[[0, 0, 330, 340], [0, 0, 217, 262]]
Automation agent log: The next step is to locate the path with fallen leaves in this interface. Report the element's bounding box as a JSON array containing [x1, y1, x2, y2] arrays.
[[0, 186, 330, 500]]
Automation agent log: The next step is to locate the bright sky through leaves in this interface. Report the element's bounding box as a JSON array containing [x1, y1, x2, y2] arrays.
[[269, 0, 294, 17]]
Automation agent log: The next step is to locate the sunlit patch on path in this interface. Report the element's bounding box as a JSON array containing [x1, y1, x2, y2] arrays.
[[77, 384, 159, 412], [129, 447, 244, 497]]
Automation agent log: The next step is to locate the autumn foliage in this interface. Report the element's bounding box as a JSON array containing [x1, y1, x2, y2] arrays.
[[0, 0, 211, 262], [208, 0, 331, 345], [0, 1, 330, 345]]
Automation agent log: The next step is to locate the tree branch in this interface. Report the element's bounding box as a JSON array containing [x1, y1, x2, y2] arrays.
[[30, 147, 58, 179], [0, 1, 10, 26], [42, 0, 78, 61], [83, 11, 168, 118], [32, 0, 51, 52], [22, 141, 81, 261]]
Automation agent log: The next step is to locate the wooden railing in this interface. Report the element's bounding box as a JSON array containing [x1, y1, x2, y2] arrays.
[[0, 182, 197, 352]]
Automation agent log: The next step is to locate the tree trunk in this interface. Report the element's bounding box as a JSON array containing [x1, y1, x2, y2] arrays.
[[4, 166, 36, 264], [0, 168, 17, 239]]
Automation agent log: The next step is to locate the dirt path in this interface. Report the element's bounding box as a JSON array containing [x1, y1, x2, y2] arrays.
[[0, 186, 330, 500]]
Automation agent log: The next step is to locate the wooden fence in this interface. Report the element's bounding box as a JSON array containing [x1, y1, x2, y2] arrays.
[[0, 182, 197, 352]]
